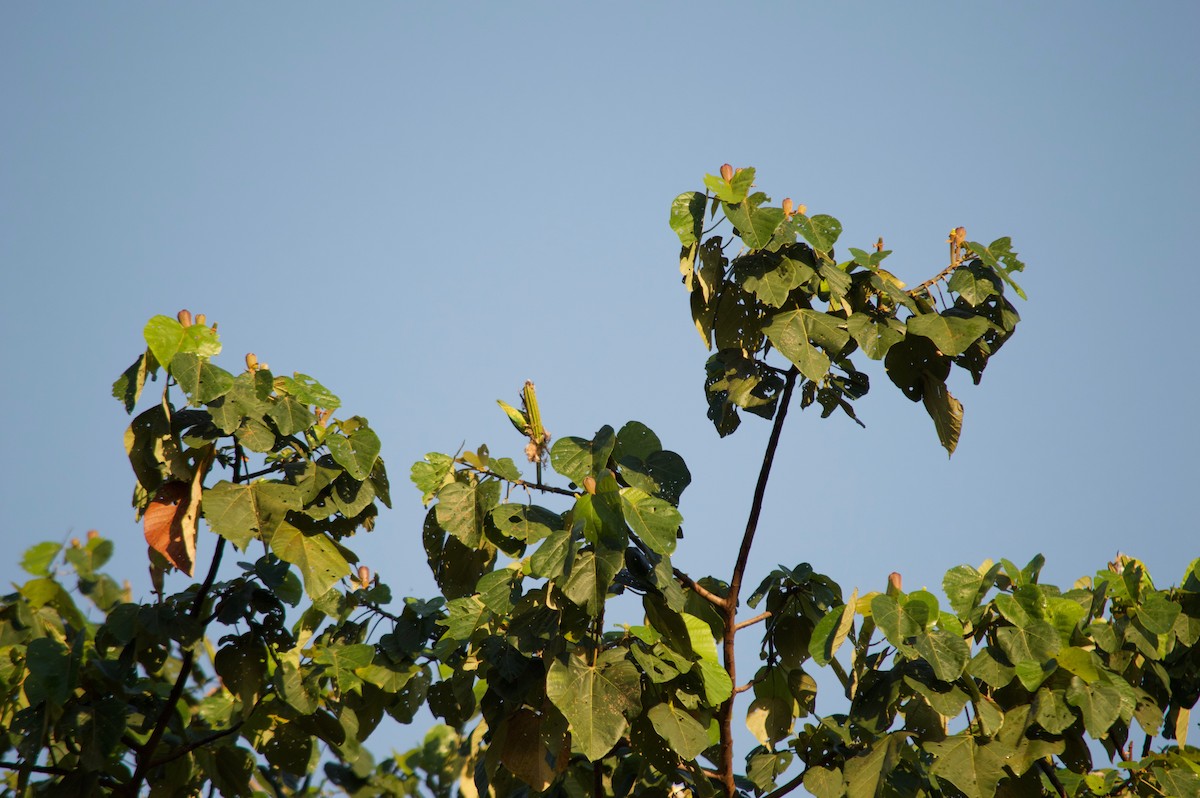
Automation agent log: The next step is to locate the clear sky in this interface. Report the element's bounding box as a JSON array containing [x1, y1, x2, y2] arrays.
[[3, 2, 1198, 765]]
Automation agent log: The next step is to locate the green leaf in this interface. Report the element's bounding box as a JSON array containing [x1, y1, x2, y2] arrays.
[[846, 314, 904, 360], [793, 214, 842, 251], [20, 542, 62, 577], [647, 703, 708, 760], [113, 352, 152, 413], [670, 191, 707, 247], [736, 255, 814, 308], [844, 735, 892, 798], [921, 373, 963, 456], [563, 547, 623, 616], [171, 352, 235, 405], [550, 426, 616, 486], [925, 734, 1007, 798], [915, 627, 970, 681], [620, 488, 681, 556], [436, 481, 487, 548], [703, 167, 755, 203], [1055, 647, 1100, 683], [1136, 593, 1182, 635], [804, 766, 846, 798], [1066, 676, 1122, 738], [410, 452, 454, 505], [268, 395, 314, 436], [907, 313, 990, 357], [870, 594, 919, 654], [23, 638, 71, 707], [144, 315, 187, 369], [275, 373, 341, 410], [905, 675, 969, 719], [809, 591, 856, 666], [203, 481, 302, 550], [476, 569, 519, 615], [312, 643, 374, 694], [949, 262, 1001, 306], [214, 634, 268, 707], [724, 193, 785, 250], [748, 666, 797, 745], [762, 310, 830, 381], [327, 426, 381, 481], [529, 527, 573, 580], [997, 620, 1061, 665], [490, 504, 559, 544], [266, 521, 351, 599], [546, 651, 640, 761]]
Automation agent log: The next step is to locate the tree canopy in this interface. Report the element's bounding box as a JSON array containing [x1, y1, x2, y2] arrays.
[[2, 167, 1197, 798]]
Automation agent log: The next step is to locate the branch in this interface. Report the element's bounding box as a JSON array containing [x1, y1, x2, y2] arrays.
[[0, 761, 71, 776], [674, 568, 729, 610], [455, 460, 577, 497], [733, 610, 771, 631], [148, 720, 244, 768], [123, 445, 242, 796], [717, 365, 800, 797], [909, 261, 958, 297], [762, 771, 807, 798], [727, 365, 798, 609], [1038, 758, 1067, 798]]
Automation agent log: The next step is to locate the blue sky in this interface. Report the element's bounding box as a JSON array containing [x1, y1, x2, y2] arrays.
[[3, 3, 1198, 763]]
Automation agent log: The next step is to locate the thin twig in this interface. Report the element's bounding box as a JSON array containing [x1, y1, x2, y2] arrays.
[[734, 681, 755, 695], [455, 460, 577, 497], [0, 761, 71, 776], [148, 721, 244, 768], [909, 261, 958, 297], [734, 610, 771, 631]]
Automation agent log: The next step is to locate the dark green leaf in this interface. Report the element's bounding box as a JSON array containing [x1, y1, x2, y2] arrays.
[[846, 314, 904, 360], [907, 313, 989, 357], [762, 310, 830, 381]]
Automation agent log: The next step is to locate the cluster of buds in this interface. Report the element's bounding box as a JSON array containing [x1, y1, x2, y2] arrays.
[[781, 198, 807, 219], [177, 309, 209, 328], [244, 352, 269, 372]]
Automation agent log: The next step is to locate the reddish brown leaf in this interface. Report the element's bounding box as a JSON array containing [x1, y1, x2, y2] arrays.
[[144, 481, 195, 576]]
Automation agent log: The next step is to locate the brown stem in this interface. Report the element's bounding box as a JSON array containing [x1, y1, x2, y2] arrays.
[[762, 771, 807, 798], [123, 444, 243, 795], [148, 719, 244, 768], [674, 568, 729, 609], [909, 260, 959, 296], [733, 610, 771, 631], [716, 366, 799, 797], [1038, 758, 1068, 798]]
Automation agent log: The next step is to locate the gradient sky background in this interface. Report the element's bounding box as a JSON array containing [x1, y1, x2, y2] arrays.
[[3, 3, 1198, 769]]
